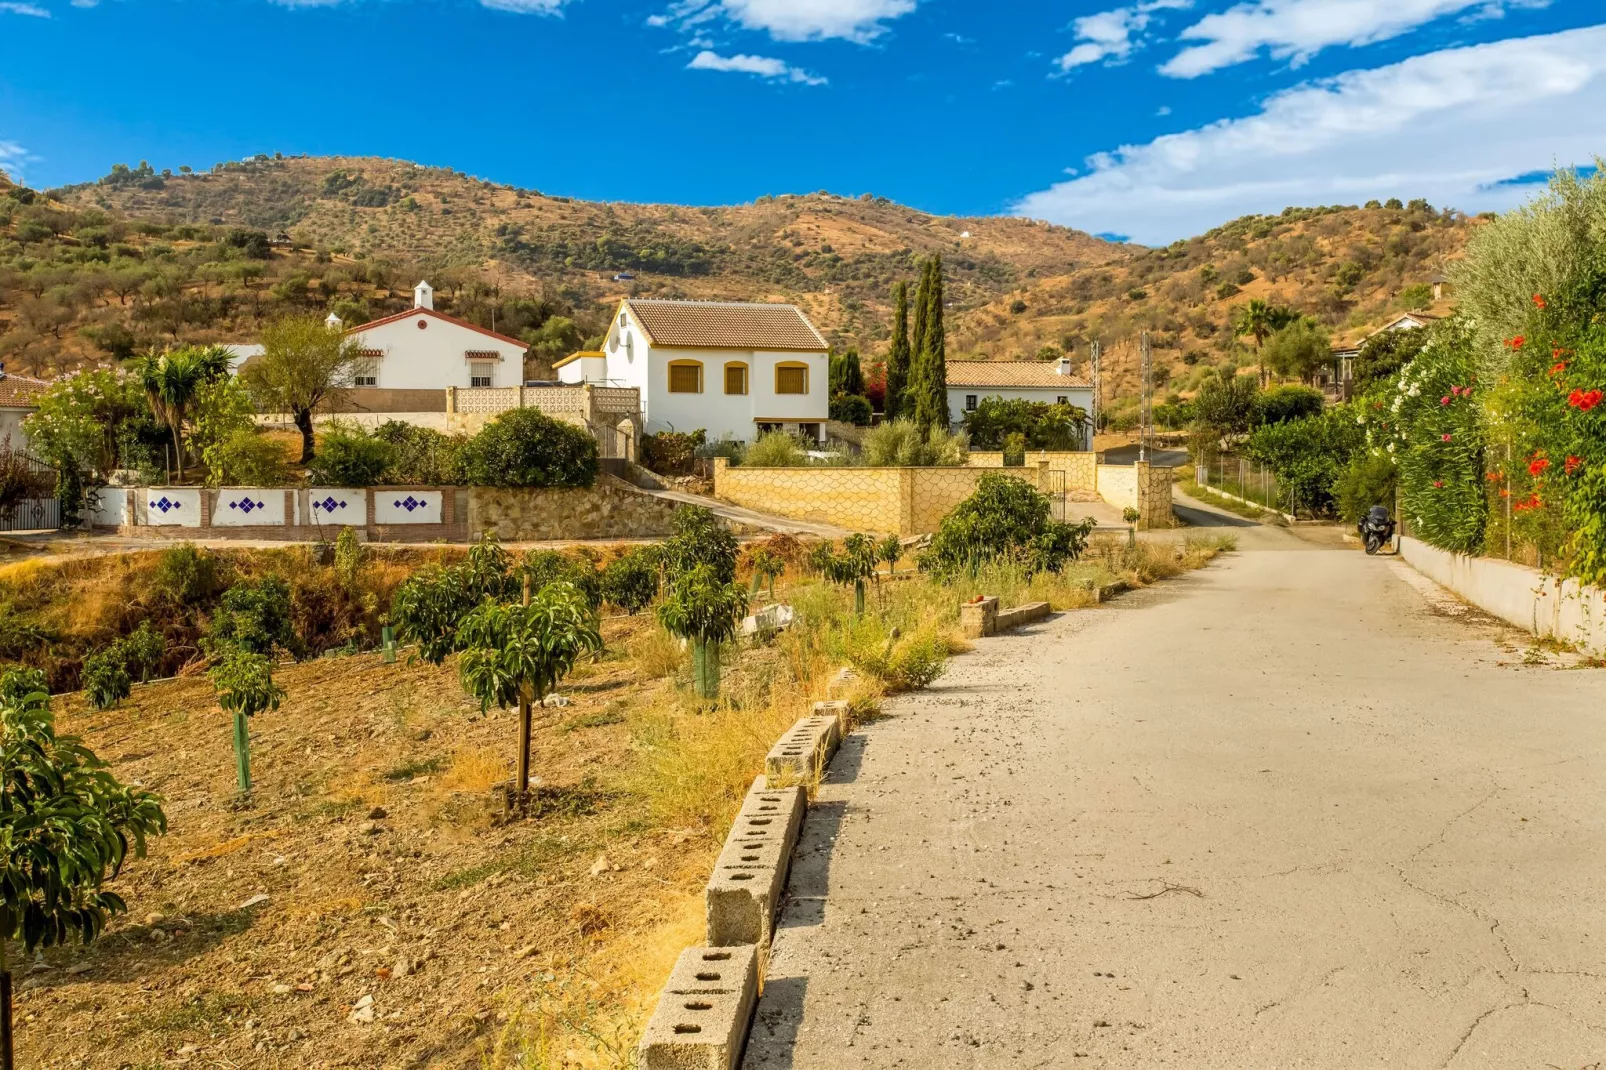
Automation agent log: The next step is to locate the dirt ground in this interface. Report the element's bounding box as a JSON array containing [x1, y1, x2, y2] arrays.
[[20, 614, 724, 1070]]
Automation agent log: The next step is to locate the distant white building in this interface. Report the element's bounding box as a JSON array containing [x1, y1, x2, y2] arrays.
[[338, 281, 528, 390], [947, 359, 1095, 449], [0, 368, 50, 451], [555, 299, 830, 443]]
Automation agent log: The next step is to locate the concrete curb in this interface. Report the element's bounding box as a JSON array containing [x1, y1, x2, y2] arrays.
[[962, 597, 1053, 637], [707, 778, 807, 947], [638, 944, 759, 1070]]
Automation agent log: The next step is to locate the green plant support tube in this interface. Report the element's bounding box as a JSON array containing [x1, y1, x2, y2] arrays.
[[381, 625, 396, 664], [854, 578, 866, 617], [233, 711, 251, 792], [704, 639, 721, 699]]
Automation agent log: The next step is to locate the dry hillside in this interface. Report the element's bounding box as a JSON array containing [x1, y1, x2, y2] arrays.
[[5, 154, 1478, 411]]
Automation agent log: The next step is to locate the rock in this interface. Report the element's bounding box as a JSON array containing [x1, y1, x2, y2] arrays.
[[348, 994, 376, 1024], [177, 1043, 202, 1055], [295, 982, 314, 992], [65, 963, 93, 975], [588, 855, 611, 877], [272, 984, 292, 995], [359, 821, 382, 836], [393, 956, 412, 977], [367, 806, 388, 820], [145, 912, 167, 927], [541, 694, 570, 708], [238, 894, 270, 910], [415, 729, 432, 742]]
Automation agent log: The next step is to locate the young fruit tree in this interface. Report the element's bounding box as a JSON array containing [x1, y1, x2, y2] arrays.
[[456, 581, 602, 809], [0, 676, 167, 1070], [657, 564, 748, 700], [812, 534, 880, 616], [208, 649, 285, 792], [877, 534, 904, 577], [746, 546, 785, 600]]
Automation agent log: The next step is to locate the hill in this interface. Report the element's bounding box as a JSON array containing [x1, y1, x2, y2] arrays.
[[2, 154, 1476, 413]]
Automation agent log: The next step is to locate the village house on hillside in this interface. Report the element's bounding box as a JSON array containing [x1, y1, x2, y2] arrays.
[[947, 358, 1095, 450], [555, 299, 830, 443], [0, 367, 52, 450], [1324, 309, 1446, 400], [338, 281, 528, 394]]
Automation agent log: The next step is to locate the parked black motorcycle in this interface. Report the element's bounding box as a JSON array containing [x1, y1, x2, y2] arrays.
[[1359, 505, 1396, 555]]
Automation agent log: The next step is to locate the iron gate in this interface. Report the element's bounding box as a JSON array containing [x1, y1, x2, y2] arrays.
[[0, 451, 59, 532]]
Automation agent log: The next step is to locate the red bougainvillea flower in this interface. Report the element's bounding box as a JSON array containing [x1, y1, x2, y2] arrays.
[[1507, 336, 1526, 350], [1566, 455, 1583, 475], [1441, 396, 1452, 405], [1433, 481, 1444, 488], [1442, 433, 1453, 442], [1534, 294, 1548, 308], [1529, 457, 1552, 476], [1486, 470, 1504, 483], [1500, 488, 1512, 499], [1514, 494, 1544, 513], [1570, 389, 1605, 411]]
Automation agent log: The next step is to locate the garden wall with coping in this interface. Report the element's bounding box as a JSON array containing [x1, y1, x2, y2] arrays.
[[467, 476, 684, 541], [713, 459, 1059, 536], [968, 450, 1099, 500], [1401, 536, 1606, 655]]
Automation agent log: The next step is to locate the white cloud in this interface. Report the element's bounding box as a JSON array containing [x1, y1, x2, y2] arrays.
[[477, 0, 566, 12], [1058, 1, 1190, 72], [1161, 0, 1550, 78], [0, 140, 31, 184], [0, 2, 50, 15], [658, 0, 916, 44], [1014, 24, 1606, 244], [688, 50, 828, 85]]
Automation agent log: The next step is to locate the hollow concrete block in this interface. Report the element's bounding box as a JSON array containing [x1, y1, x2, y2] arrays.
[[706, 782, 805, 947], [764, 708, 843, 783], [638, 944, 759, 1070]]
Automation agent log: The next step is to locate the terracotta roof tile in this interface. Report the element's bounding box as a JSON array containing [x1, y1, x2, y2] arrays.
[[947, 361, 1093, 390], [624, 300, 827, 351], [0, 373, 51, 409]]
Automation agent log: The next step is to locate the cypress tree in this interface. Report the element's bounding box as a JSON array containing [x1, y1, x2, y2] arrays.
[[886, 282, 910, 419], [910, 263, 931, 387], [912, 256, 950, 432]]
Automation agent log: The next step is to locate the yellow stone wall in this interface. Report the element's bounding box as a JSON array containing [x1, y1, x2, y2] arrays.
[[967, 451, 1098, 498], [714, 461, 910, 532]]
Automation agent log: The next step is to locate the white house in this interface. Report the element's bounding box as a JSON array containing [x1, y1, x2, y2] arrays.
[[340, 281, 528, 391], [947, 359, 1095, 449], [555, 299, 830, 443], [0, 368, 49, 451]]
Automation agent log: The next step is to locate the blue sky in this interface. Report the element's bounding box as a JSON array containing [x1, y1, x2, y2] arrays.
[[1, 0, 1603, 243]]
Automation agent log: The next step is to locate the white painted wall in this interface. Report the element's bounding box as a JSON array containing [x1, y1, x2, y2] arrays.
[[308, 489, 368, 526], [348, 313, 526, 390], [212, 489, 287, 527], [144, 488, 202, 527], [564, 304, 828, 441], [374, 490, 443, 525], [949, 386, 1096, 449], [0, 409, 30, 451]]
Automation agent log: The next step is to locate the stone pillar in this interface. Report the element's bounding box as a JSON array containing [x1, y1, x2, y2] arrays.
[[1134, 461, 1151, 530], [445, 386, 457, 415]]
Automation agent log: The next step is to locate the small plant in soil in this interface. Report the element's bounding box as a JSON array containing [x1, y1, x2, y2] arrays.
[[208, 648, 284, 792], [657, 564, 748, 700]]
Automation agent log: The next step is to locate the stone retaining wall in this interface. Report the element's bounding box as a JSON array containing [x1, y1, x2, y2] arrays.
[[466, 477, 684, 541]]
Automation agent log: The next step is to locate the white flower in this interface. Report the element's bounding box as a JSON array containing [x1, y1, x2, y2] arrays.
[[1388, 443, 1396, 454]]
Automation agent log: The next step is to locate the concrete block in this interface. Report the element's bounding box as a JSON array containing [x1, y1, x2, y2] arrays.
[[763, 708, 842, 783], [995, 601, 1052, 632], [707, 782, 805, 947], [960, 595, 1000, 638], [826, 666, 858, 699], [639, 944, 759, 1070]]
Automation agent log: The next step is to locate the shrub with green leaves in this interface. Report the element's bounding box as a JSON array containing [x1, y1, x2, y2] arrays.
[[743, 431, 808, 467], [457, 582, 602, 714], [641, 429, 706, 475], [518, 550, 602, 611], [811, 534, 879, 615], [0, 665, 47, 705], [209, 647, 285, 792], [154, 543, 224, 604], [962, 398, 1087, 450], [209, 575, 296, 658], [120, 620, 165, 682], [1253, 385, 1325, 427], [660, 505, 738, 585], [1244, 406, 1363, 516], [81, 647, 131, 711], [460, 408, 597, 488], [371, 420, 467, 484], [389, 564, 482, 665], [333, 526, 362, 590], [862, 420, 969, 467], [920, 474, 1095, 579], [307, 423, 393, 487], [657, 564, 748, 699], [601, 547, 660, 614]]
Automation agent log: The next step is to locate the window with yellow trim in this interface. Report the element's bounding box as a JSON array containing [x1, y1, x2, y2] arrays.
[[775, 362, 809, 395], [724, 362, 749, 395], [667, 361, 703, 394]]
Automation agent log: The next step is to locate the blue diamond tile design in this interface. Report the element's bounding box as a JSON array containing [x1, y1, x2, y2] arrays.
[[152, 496, 181, 514], [314, 496, 347, 513], [395, 496, 424, 513], [229, 498, 266, 515]]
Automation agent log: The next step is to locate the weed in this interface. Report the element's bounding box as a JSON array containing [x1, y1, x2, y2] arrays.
[[383, 755, 447, 782], [563, 705, 627, 732], [627, 623, 683, 680]]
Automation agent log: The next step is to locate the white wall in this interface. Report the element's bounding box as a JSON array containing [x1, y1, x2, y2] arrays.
[[0, 409, 30, 450], [350, 315, 526, 390], [949, 386, 1096, 448]]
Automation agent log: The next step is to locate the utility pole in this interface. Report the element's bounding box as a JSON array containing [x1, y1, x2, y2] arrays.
[[1091, 340, 1102, 443], [1139, 331, 1152, 463]]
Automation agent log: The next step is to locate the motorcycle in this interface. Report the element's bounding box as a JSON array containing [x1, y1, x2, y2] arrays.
[[1359, 505, 1396, 555]]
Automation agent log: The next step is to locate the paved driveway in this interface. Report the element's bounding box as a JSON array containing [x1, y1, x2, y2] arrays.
[[745, 511, 1606, 1069]]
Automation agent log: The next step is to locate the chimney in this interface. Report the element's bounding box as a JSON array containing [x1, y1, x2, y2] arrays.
[[413, 280, 434, 311], [1056, 356, 1073, 377], [325, 311, 343, 329]]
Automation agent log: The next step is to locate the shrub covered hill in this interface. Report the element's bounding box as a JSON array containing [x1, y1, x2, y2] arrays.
[[5, 154, 1475, 404]]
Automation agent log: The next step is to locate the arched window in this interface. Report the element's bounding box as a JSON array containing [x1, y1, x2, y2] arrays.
[[775, 362, 809, 395], [667, 360, 703, 394], [724, 361, 749, 395]]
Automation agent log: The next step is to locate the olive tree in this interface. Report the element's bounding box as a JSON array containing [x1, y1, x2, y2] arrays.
[[657, 565, 748, 700], [0, 676, 166, 1070], [243, 315, 364, 464]]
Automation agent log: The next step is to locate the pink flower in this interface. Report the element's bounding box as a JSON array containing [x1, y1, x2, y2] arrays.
[[1441, 396, 1452, 406], [1433, 481, 1444, 488], [1442, 434, 1453, 442]]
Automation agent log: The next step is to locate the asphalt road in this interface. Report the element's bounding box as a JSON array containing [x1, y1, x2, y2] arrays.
[[744, 506, 1606, 1069]]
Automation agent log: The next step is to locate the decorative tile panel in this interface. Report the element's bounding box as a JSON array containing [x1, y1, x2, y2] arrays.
[[213, 489, 287, 527], [308, 489, 368, 527], [143, 488, 202, 527], [373, 490, 443, 525]]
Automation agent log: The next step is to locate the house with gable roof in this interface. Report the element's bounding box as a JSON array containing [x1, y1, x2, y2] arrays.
[[338, 281, 529, 392], [554, 298, 830, 443], [946, 358, 1095, 449]]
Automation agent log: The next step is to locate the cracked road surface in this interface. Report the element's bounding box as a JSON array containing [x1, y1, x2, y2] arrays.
[[745, 511, 1606, 1069]]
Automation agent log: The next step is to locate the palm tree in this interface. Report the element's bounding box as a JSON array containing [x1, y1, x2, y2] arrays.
[[133, 345, 231, 481], [1231, 300, 1299, 386]]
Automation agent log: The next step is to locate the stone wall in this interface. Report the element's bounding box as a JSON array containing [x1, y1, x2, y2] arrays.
[[466, 477, 684, 541], [967, 451, 1098, 499], [1136, 462, 1176, 530], [713, 460, 1055, 536]]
